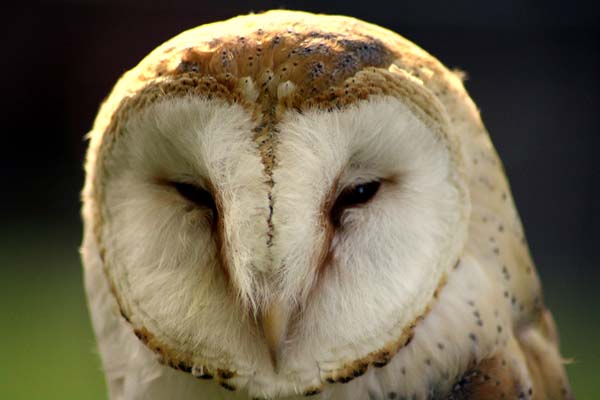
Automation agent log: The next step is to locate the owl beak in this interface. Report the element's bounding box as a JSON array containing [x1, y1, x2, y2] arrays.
[[260, 301, 290, 373]]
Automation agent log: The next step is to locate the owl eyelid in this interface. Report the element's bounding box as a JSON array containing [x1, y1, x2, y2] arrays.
[[329, 180, 381, 228], [171, 181, 218, 215]]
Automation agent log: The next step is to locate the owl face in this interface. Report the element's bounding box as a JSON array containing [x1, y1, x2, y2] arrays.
[[84, 11, 470, 397]]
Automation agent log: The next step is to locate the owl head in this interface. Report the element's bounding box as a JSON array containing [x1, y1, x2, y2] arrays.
[[82, 10, 481, 398]]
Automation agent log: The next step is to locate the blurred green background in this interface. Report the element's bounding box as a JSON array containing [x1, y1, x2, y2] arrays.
[[2, 1, 598, 399]]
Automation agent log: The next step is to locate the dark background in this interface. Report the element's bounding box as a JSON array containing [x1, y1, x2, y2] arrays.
[[1, 1, 598, 398]]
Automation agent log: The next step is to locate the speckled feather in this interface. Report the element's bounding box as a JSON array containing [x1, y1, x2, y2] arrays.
[[82, 10, 573, 400]]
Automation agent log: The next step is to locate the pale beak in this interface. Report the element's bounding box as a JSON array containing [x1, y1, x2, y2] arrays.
[[260, 301, 291, 373]]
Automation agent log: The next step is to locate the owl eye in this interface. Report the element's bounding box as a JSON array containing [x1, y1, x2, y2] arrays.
[[173, 182, 218, 217], [330, 180, 381, 227]]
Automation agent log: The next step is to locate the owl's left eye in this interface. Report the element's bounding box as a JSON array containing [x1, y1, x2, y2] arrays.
[[173, 182, 218, 217], [330, 180, 381, 227]]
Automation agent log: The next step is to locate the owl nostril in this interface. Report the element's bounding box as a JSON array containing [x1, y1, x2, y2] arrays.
[[329, 180, 381, 228], [172, 181, 219, 219]]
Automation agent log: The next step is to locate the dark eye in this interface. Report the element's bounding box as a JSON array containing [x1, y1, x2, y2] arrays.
[[330, 180, 381, 227], [173, 182, 218, 217]]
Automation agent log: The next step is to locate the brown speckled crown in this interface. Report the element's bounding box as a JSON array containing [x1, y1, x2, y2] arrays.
[[167, 26, 394, 92], [92, 10, 455, 178], [162, 24, 395, 172]]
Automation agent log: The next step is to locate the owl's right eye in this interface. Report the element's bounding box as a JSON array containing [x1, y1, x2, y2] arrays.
[[173, 182, 218, 217], [330, 180, 381, 228]]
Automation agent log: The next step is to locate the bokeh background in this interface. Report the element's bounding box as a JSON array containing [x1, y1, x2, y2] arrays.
[[1, 1, 598, 398]]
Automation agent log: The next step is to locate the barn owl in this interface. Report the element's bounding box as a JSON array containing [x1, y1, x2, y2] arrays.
[[81, 10, 573, 400]]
